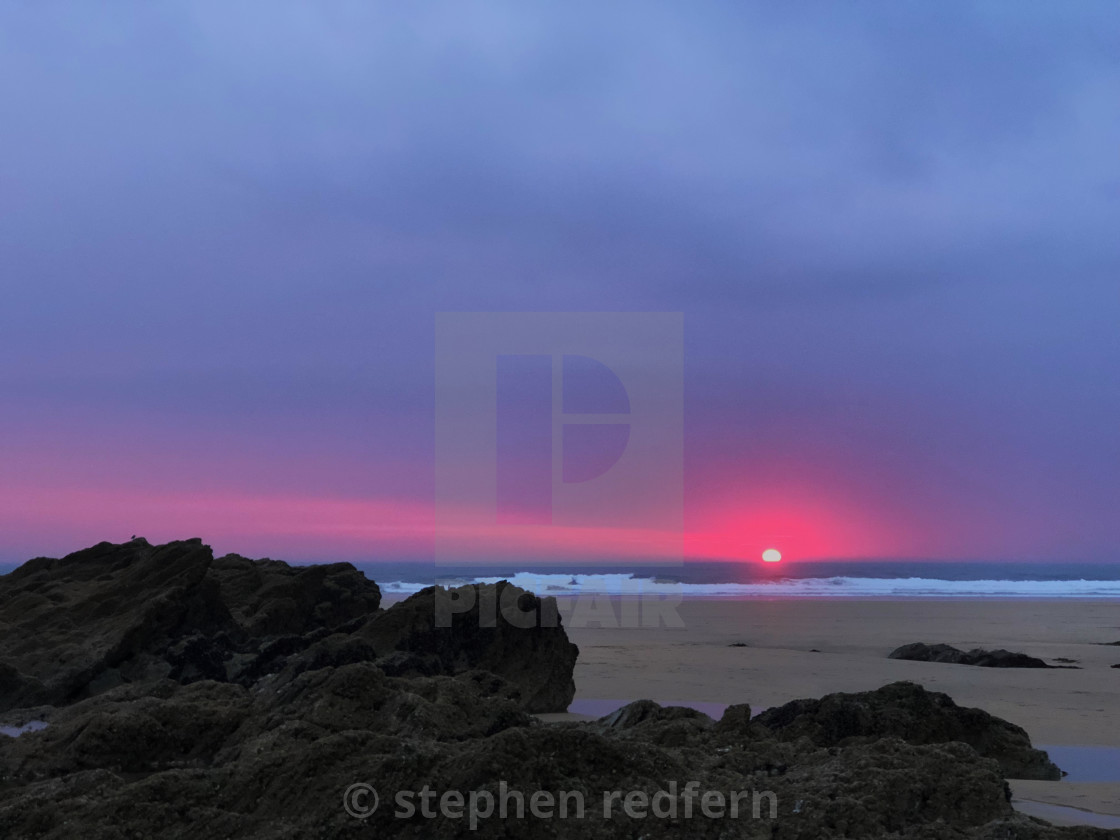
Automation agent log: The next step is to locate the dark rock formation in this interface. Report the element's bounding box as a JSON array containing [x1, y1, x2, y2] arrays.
[[753, 681, 1063, 780], [359, 582, 578, 713], [594, 699, 714, 747], [597, 699, 709, 731], [889, 642, 1062, 669], [0, 539, 577, 715], [0, 538, 383, 711], [0, 540, 1108, 838], [0, 678, 1104, 839]]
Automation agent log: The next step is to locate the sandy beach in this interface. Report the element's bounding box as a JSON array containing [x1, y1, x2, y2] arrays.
[[556, 597, 1120, 820], [6, 543, 1119, 837]]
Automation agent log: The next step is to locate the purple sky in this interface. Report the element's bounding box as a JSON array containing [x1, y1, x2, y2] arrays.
[[1, 3, 1118, 564]]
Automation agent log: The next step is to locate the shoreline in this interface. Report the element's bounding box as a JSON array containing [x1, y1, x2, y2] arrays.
[[555, 597, 1120, 825], [561, 597, 1120, 739], [5, 540, 1119, 835], [380, 591, 1120, 604], [382, 591, 1120, 603]]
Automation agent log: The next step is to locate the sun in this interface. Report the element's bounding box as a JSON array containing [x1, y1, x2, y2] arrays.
[[761, 548, 782, 563]]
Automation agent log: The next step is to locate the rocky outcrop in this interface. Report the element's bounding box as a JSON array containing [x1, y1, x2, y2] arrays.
[[753, 681, 1063, 780], [593, 699, 715, 747], [0, 539, 382, 711], [359, 582, 578, 713], [0, 539, 577, 715], [0, 540, 1107, 838], [889, 642, 1061, 668], [0, 678, 1105, 839]]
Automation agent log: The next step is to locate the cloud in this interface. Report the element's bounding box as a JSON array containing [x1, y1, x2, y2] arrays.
[[0, 2, 1117, 559]]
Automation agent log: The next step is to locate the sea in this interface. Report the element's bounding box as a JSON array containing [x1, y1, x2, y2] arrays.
[[2, 556, 1117, 598], [356, 560, 1120, 599]]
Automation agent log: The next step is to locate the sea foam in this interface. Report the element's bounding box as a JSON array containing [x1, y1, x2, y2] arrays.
[[378, 573, 1120, 598]]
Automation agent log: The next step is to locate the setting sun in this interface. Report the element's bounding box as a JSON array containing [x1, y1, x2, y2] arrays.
[[761, 548, 783, 563]]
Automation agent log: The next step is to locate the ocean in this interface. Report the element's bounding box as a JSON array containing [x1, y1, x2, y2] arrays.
[[358, 560, 1120, 599], [3, 557, 1116, 598]]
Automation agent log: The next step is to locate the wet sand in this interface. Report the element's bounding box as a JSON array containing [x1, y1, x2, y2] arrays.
[[558, 597, 1120, 822]]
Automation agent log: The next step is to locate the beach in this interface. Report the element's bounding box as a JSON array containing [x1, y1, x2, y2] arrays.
[[556, 597, 1120, 821], [5, 541, 1119, 837]]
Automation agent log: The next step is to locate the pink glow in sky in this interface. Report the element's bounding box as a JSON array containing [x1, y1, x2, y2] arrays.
[[1, 4, 1117, 565]]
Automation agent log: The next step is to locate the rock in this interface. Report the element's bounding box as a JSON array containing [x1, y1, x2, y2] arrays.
[[248, 662, 535, 741], [597, 699, 707, 730], [358, 581, 578, 713], [370, 649, 442, 678], [753, 681, 1063, 780], [0, 672, 1104, 838], [7, 680, 252, 775], [0, 663, 46, 710], [0, 540, 579, 716], [775, 738, 1014, 835], [889, 642, 1059, 668], [594, 700, 713, 747], [0, 539, 384, 713], [206, 552, 382, 637], [0, 538, 231, 710], [712, 702, 753, 734], [0, 540, 1108, 838], [0, 679, 1046, 839]]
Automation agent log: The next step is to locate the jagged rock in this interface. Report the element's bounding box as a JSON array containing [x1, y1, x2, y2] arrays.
[[597, 699, 704, 731], [251, 662, 535, 741], [0, 538, 223, 709], [712, 702, 754, 735], [0, 679, 252, 777], [0, 541, 1110, 838], [0, 674, 1110, 838], [594, 700, 714, 747], [754, 681, 1063, 780], [206, 552, 382, 637], [358, 581, 578, 713], [0, 540, 580, 717], [0, 680, 1066, 840], [371, 649, 442, 678], [0, 539, 383, 712], [775, 738, 1014, 835], [889, 642, 1058, 668], [0, 663, 46, 710]]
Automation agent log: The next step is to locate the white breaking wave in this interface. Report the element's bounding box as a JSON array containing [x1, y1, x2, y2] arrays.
[[377, 574, 1120, 598]]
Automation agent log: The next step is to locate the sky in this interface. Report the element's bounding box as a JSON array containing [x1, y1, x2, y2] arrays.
[[1, 2, 1118, 565]]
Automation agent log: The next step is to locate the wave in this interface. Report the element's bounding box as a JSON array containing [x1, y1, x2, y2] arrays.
[[376, 573, 1120, 598]]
